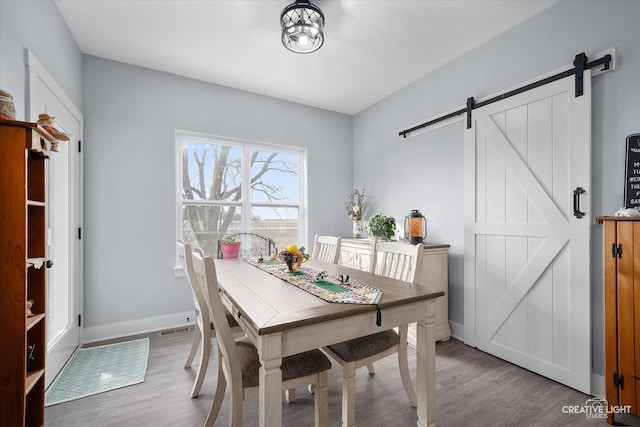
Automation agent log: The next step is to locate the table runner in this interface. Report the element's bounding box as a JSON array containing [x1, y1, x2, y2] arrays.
[[245, 258, 383, 304]]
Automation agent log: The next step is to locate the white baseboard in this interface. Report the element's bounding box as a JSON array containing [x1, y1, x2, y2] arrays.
[[591, 373, 604, 398], [82, 311, 195, 344], [449, 320, 463, 340]]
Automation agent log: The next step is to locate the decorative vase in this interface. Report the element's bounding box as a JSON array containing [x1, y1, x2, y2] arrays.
[[220, 242, 241, 259], [285, 259, 294, 272], [271, 252, 309, 272], [352, 219, 362, 238]]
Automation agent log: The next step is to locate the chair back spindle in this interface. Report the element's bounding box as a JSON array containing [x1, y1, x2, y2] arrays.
[[311, 235, 342, 264], [371, 241, 424, 283]]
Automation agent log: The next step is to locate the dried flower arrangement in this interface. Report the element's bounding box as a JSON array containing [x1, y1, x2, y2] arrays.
[[345, 188, 368, 221]]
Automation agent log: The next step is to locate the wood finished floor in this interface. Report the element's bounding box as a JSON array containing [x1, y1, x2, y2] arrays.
[[45, 330, 638, 426]]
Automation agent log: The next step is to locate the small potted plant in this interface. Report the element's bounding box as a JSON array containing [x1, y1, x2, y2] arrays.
[[219, 235, 241, 259], [365, 214, 396, 240]]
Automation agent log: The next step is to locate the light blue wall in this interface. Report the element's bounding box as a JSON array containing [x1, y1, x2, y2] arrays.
[[353, 0, 640, 375], [0, 0, 82, 117], [3, 0, 639, 377], [81, 56, 353, 327], [1, 0, 352, 333]]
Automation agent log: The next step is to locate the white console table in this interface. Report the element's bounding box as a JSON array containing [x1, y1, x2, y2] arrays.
[[340, 238, 451, 342]]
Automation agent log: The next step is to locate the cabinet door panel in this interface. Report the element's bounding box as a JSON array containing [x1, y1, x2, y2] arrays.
[[618, 221, 636, 411], [339, 247, 357, 269], [604, 221, 619, 412]]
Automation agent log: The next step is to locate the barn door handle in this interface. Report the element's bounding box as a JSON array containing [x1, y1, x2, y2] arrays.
[[573, 187, 586, 218]]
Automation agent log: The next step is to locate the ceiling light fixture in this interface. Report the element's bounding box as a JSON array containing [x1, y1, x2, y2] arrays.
[[280, 0, 325, 54]]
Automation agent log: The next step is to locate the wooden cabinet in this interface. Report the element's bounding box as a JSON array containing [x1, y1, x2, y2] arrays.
[[597, 216, 640, 424], [340, 239, 451, 342], [0, 119, 53, 426], [339, 238, 375, 272]]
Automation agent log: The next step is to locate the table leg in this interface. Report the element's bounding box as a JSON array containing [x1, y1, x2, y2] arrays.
[[258, 334, 283, 427], [416, 299, 436, 427]]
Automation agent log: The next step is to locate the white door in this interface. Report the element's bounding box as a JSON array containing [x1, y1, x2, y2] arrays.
[[27, 52, 83, 388], [463, 71, 592, 393]]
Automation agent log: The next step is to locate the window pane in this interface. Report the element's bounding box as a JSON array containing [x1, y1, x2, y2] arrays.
[[178, 132, 304, 263], [233, 233, 277, 258], [182, 205, 241, 256], [250, 150, 299, 203], [251, 206, 299, 252], [182, 140, 242, 201]]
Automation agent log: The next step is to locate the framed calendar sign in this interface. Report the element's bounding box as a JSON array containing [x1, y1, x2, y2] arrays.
[[624, 133, 640, 210]]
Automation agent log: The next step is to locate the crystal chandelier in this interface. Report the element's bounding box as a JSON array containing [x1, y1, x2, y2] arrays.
[[280, 0, 325, 54]]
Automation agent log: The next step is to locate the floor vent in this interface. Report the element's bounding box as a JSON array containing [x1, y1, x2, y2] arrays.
[[159, 326, 191, 336]]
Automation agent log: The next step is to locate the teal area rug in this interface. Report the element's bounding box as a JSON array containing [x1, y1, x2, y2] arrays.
[[45, 338, 149, 406]]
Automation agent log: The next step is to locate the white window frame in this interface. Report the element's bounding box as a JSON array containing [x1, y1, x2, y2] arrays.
[[175, 130, 307, 273]]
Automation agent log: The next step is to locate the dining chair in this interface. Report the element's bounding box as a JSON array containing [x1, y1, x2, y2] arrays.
[[190, 251, 332, 427], [177, 240, 243, 398], [322, 240, 424, 427], [284, 234, 342, 403], [311, 234, 342, 264]]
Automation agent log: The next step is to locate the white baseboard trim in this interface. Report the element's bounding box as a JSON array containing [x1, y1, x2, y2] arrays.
[[449, 320, 463, 341], [83, 311, 195, 344], [591, 373, 604, 398]]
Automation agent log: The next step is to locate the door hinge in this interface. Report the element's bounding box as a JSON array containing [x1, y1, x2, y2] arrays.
[[78, 140, 82, 153], [612, 243, 622, 258], [78, 227, 82, 239], [78, 314, 82, 327], [613, 372, 624, 389]]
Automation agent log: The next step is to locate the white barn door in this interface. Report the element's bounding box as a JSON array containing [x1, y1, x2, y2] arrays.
[[464, 72, 592, 394]]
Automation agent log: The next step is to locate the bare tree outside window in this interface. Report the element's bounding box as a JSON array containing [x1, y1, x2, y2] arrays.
[[179, 137, 302, 256]]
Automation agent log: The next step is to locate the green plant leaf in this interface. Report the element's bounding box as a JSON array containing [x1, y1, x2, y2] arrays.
[[364, 214, 396, 239]]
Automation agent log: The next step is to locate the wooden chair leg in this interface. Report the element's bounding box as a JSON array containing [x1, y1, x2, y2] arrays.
[[190, 322, 211, 398], [341, 363, 357, 427], [205, 353, 226, 427], [184, 314, 201, 368], [366, 363, 375, 375], [228, 374, 244, 427], [314, 372, 329, 427], [398, 325, 417, 407]]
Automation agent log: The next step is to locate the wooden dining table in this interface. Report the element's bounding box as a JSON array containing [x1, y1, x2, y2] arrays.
[[213, 258, 444, 427]]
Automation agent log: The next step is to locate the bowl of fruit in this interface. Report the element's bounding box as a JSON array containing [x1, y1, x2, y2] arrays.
[[272, 244, 309, 272]]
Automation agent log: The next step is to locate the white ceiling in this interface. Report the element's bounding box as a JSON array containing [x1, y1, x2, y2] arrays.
[[54, 0, 557, 115]]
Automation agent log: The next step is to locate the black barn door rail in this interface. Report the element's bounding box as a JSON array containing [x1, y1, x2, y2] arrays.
[[399, 52, 612, 138]]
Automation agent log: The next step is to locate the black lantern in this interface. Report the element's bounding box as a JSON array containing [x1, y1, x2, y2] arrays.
[[404, 210, 427, 244]]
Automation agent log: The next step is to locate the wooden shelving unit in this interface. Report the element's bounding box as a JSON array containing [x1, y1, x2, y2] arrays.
[[0, 118, 54, 426]]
